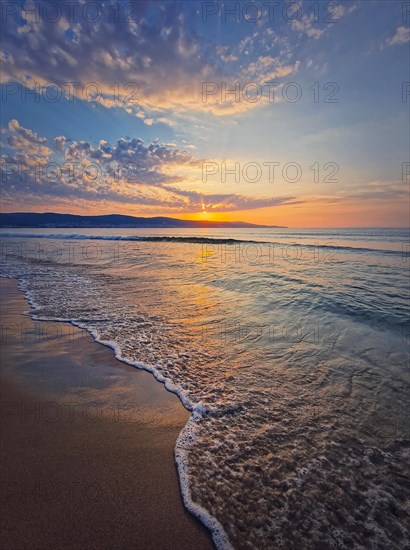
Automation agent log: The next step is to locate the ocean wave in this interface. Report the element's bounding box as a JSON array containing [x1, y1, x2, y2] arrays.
[[0, 232, 405, 256]]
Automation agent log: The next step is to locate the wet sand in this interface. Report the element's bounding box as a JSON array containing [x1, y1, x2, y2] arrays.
[[0, 278, 213, 550]]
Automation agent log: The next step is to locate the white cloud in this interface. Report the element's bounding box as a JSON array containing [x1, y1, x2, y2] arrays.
[[387, 26, 410, 46]]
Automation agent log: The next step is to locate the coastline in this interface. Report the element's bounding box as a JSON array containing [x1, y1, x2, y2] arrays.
[[0, 277, 213, 549]]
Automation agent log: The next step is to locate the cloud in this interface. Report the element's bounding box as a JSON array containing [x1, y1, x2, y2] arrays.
[[64, 136, 202, 171], [291, 14, 325, 40], [290, 3, 356, 40], [6, 119, 51, 159], [340, 179, 409, 201], [216, 45, 238, 63], [7, 119, 47, 145], [1, 120, 296, 213], [0, 1, 301, 118], [386, 26, 410, 46], [54, 135, 69, 151]]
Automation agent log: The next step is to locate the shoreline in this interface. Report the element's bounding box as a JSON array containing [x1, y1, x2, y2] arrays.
[[0, 277, 213, 549], [11, 274, 232, 550]]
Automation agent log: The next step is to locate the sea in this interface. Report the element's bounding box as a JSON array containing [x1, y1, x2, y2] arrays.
[[1, 227, 409, 549]]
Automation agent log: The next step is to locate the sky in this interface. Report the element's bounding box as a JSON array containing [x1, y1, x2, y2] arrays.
[[0, 0, 409, 227]]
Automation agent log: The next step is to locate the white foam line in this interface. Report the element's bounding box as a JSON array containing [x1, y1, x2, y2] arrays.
[[175, 419, 234, 550], [7, 274, 234, 550]]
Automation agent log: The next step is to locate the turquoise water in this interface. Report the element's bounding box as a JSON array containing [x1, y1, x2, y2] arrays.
[[1, 227, 409, 549]]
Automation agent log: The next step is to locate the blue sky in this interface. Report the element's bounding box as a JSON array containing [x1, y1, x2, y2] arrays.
[[1, 0, 409, 226]]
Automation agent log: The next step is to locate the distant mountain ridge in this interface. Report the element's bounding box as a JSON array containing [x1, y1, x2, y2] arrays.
[[0, 212, 286, 229]]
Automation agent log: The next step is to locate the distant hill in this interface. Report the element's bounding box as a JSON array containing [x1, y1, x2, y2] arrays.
[[0, 212, 286, 229]]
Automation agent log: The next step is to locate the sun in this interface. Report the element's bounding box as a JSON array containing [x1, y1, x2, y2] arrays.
[[198, 203, 208, 219]]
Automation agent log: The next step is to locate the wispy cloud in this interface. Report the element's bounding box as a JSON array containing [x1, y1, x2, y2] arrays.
[[386, 26, 410, 46]]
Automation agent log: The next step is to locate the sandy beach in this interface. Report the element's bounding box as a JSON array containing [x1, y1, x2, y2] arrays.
[[0, 278, 213, 550]]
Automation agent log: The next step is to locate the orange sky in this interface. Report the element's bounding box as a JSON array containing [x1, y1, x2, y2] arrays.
[[3, 199, 407, 228]]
